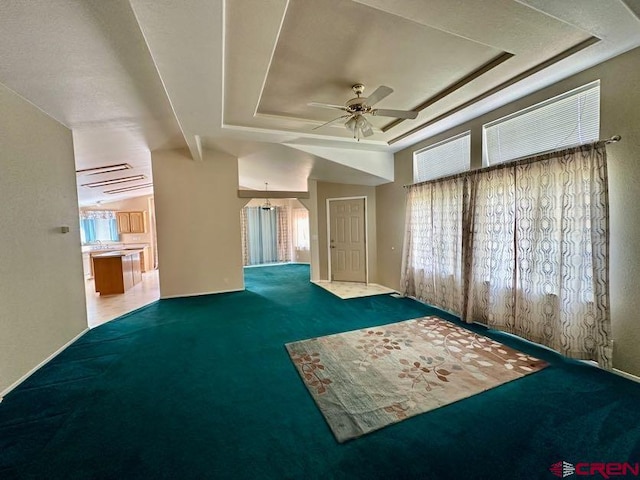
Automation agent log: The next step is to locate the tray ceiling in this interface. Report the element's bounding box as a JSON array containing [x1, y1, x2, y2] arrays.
[[224, 0, 596, 143], [1, 0, 639, 203]]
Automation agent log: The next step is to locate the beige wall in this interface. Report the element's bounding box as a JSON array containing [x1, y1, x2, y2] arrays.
[[151, 149, 246, 298], [0, 83, 88, 395], [376, 46, 640, 376], [299, 181, 320, 280], [316, 182, 378, 283]]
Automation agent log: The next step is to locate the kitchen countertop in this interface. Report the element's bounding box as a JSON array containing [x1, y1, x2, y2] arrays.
[[91, 249, 144, 258], [82, 243, 149, 253]]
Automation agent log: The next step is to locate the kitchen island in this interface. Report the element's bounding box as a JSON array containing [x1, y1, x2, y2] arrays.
[[92, 249, 143, 295]]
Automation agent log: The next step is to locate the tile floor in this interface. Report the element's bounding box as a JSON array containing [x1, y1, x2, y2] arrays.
[[312, 280, 397, 299], [84, 269, 160, 328]]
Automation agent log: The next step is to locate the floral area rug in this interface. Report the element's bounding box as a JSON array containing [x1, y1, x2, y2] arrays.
[[285, 316, 548, 443]]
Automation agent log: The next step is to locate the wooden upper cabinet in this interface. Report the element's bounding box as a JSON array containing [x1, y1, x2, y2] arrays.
[[116, 211, 146, 234], [129, 212, 145, 233], [116, 212, 131, 233]]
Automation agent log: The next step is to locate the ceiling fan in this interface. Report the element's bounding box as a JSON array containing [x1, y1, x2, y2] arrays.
[[309, 84, 418, 140]]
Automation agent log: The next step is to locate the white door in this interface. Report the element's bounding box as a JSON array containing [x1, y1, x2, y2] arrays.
[[329, 198, 366, 282]]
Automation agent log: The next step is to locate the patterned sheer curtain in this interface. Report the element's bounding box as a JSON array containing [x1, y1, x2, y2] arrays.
[[402, 142, 612, 368], [462, 167, 517, 327], [240, 208, 249, 266], [401, 176, 465, 314], [465, 144, 611, 367], [277, 206, 291, 262]]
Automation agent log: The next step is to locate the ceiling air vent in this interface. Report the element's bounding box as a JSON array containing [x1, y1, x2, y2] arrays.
[[104, 183, 154, 194], [75, 163, 132, 176], [81, 175, 146, 188]]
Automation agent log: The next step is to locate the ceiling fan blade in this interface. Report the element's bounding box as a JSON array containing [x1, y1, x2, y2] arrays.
[[308, 102, 348, 111], [365, 85, 393, 106], [312, 114, 351, 131], [372, 108, 418, 120]]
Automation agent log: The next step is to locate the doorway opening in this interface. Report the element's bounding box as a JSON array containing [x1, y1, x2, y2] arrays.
[[79, 194, 160, 328], [240, 198, 310, 268]]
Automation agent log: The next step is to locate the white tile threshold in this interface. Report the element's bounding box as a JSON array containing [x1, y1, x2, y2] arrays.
[[312, 280, 397, 299]]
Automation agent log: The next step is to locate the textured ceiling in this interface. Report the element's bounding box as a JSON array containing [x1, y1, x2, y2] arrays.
[[1, 0, 639, 203], [224, 0, 596, 143], [257, 0, 504, 129]]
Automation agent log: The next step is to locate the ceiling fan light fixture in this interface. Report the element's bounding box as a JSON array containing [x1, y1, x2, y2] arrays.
[[345, 117, 357, 133], [309, 84, 419, 142], [361, 121, 373, 137]]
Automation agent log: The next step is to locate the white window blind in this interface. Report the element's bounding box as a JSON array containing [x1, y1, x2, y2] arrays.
[[413, 131, 471, 183], [483, 81, 600, 166]]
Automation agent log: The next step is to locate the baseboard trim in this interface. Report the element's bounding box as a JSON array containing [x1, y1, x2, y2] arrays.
[[160, 287, 244, 300], [0, 327, 89, 402], [612, 368, 640, 384]]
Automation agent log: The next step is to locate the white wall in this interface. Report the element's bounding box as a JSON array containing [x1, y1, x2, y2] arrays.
[[0, 83, 87, 395], [376, 46, 640, 377], [151, 149, 246, 297]]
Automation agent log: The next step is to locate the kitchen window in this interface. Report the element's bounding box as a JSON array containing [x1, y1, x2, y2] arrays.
[[80, 210, 119, 244]]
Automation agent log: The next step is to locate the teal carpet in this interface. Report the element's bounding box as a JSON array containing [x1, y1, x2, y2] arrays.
[[1, 264, 639, 479]]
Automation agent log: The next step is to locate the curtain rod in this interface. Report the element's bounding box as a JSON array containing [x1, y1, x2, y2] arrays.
[[403, 135, 621, 189]]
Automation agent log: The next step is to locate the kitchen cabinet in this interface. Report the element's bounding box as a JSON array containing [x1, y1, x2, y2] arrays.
[[139, 246, 150, 272], [82, 253, 92, 279], [116, 211, 146, 234], [92, 250, 143, 295], [116, 212, 130, 233], [129, 212, 145, 233]]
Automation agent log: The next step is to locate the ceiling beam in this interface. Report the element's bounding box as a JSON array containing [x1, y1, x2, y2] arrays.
[[382, 52, 514, 132], [389, 36, 600, 145], [237, 190, 310, 199]]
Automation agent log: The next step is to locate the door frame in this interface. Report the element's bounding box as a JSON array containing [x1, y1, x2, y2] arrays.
[[326, 196, 368, 284]]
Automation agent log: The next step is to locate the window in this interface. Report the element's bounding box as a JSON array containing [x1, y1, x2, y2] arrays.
[[483, 81, 600, 166], [402, 142, 610, 366], [79, 210, 119, 244], [413, 131, 471, 183], [292, 208, 310, 250]]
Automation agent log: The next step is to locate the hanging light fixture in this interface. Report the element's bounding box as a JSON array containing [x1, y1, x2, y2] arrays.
[[261, 182, 275, 211], [344, 114, 373, 141], [345, 116, 357, 136]]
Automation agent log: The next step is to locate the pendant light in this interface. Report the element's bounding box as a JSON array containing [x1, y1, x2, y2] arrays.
[[261, 182, 275, 211]]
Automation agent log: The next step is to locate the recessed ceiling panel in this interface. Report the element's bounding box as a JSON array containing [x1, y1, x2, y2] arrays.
[[257, 0, 504, 129]]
